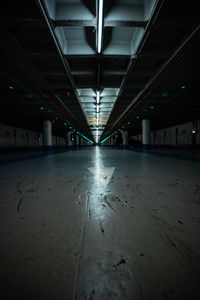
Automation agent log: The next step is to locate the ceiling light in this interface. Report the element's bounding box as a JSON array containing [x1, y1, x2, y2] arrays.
[[96, 104, 100, 113], [26, 93, 34, 98], [96, 91, 100, 104], [181, 85, 186, 89], [161, 92, 168, 97], [9, 86, 14, 89], [97, 0, 103, 53]]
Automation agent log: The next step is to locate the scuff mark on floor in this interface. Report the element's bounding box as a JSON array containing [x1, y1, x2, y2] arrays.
[[17, 197, 23, 212], [103, 195, 114, 211], [26, 187, 36, 193], [17, 182, 23, 194], [99, 220, 104, 235]]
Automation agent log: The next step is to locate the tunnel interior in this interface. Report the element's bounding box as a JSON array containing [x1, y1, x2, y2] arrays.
[[0, 1, 200, 299]]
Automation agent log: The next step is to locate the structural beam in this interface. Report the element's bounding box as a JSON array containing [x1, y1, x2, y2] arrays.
[[52, 20, 147, 28]]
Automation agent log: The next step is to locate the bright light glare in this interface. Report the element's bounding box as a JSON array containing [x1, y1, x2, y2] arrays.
[[97, 112, 99, 126], [98, 0, 103, 53], [97, 104, 100, 113], [96, 91, 100, 104]]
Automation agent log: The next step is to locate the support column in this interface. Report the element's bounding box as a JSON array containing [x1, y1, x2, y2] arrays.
[[43, 120, 52, 151], [66, 131, 73, 147], [110, 136, 114, 146], [122, 131, 128, 147], [76, 134, 79, 147], [142, 119, 151, 149], [80, 137, 83, 147]]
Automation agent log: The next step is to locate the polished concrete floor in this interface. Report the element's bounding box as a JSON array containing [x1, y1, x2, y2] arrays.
[[0, 146, 200, 299]]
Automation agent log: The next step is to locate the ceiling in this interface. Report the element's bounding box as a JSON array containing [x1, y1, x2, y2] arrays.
[[0, 0, 199, 142]]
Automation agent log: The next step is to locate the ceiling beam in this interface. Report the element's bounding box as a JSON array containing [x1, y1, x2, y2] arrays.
[[52, 19, 147, 28], [101, 0, 166, 139], [36, 0, 90, 134], [105, 24, 200, 136]]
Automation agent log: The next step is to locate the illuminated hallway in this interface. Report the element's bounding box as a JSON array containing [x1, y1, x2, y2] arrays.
[[0, 0, 200, 299], [0, 147, 200, 299]]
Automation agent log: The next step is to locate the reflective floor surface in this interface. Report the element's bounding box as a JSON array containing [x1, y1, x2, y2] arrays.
[[0, 146, 200, 299]]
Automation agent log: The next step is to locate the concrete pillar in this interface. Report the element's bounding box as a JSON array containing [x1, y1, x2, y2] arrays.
[[122, 131, 128, 147], [66, 131, 73, 147], [80, 137, 83, 147], [43, 120, 52, 151], [76, 135, 79, 147], [142, 119, 151, 149]]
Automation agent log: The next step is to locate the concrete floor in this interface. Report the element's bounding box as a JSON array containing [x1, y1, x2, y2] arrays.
[[0, 147, 200, 299]]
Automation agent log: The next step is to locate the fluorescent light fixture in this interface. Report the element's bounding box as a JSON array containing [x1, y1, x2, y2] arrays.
[[97, 0, 103, 53], [96, 104, 100, 113], [96, 91, 100, 104]]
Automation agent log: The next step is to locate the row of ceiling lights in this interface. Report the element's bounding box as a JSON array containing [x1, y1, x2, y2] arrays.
[[95, 0, 103, 140]]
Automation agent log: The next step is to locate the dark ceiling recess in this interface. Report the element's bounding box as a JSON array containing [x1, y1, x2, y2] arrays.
[[0, 0, 199, 142]]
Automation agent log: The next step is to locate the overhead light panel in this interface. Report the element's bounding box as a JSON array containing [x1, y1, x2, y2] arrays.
[[96, 91, 100, 104], [96, 104, 100, 113], [97, 0, 103, 53]]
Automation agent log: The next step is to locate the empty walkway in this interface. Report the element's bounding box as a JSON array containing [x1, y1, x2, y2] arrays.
[[0, 147, 200, 299]]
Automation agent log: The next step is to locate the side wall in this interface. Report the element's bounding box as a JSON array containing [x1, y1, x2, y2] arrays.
[[133, 120, 200, 147], [0, 124, 66, 151]]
